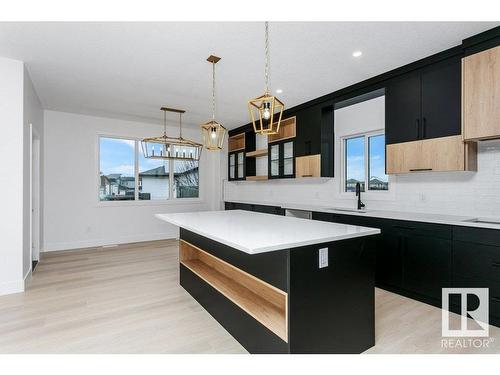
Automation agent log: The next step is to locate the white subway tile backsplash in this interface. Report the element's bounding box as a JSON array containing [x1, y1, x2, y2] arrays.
[[225, 142, 500, 218]]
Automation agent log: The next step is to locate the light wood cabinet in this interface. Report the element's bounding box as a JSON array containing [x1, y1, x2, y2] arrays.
[[462, 45, 500, 141], [228, 133, 245, 152], [267, 116, 296, 143], [386, 135, 477, 174], [295, 154, 321, 178]]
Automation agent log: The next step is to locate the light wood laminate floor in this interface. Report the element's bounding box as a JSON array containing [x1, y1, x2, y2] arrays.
[[0, 239, 499, 354]]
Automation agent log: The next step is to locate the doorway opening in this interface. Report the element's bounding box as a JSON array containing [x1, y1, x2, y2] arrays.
[[30, 125, 41, 272]]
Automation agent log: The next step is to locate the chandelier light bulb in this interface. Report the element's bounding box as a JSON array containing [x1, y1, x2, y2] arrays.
[[210, 128, 217, 139], [262, 102, 271, 120]]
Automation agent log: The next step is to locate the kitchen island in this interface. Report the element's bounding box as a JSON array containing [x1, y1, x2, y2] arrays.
[[156, 210, 380, 354]]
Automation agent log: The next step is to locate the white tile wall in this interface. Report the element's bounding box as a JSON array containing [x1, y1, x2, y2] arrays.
[[224, 96, 500, 218], [224, 140, 500, 217]]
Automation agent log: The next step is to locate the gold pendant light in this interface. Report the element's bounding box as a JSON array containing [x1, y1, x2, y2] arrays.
[[248, 21, 285, 135], [201, 55, 227, 150], [141, 107, 202, 161]]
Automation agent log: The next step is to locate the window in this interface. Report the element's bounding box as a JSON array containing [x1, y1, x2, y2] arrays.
[[99, 136, 199, 202], [343, 133, 388, 193], [139, 148, 169, 200], [99, 137, 136, 201], [173, 160, 199, 198]]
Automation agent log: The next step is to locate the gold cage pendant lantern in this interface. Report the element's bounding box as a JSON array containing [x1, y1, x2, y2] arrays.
[[201, 55, 227, 150], [141, 107, 203, 161], [248, 22, 285, 135]]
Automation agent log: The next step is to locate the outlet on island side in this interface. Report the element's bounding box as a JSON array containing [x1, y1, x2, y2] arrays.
[[319, 248, 328, 268]]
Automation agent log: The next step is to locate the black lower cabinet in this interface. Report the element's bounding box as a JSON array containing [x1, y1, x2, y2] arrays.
[[312, 211, 500, 328], [402, 234, 452, 301], [289, 237, 375, 353], [313, 212, 452, 306], [224, 201, 284, 216], [375, 232, 403, 289], [452, 226, 500, 326]]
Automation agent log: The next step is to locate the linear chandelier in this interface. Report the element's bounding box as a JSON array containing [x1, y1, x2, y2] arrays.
[[248, 21, 285, 135], [141, 107, 202, 161], [201, 55, 227, 150]]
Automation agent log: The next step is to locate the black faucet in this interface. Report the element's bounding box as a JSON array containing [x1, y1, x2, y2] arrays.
[[355, 182, 365, 210]]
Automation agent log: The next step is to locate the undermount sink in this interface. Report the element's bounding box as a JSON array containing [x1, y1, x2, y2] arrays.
[[330, 207, 368, 214], [462, 218, 500, 225]]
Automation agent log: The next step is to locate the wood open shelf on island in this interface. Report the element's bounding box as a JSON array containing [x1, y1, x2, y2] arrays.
[[246, 175, 268, 181], [179, 240, 288, 342], [246, 149, 268, 158]]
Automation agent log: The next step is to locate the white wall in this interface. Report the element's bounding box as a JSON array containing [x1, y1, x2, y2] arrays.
[[0, 58, 24, 295], [43, 110, 222, 251], [23, 67, 44, 279], [224, 96, 500, 218]]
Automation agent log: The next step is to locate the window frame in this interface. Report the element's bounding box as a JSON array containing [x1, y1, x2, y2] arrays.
[[96, 134, 201, 206], [340, 130, 390, 196]]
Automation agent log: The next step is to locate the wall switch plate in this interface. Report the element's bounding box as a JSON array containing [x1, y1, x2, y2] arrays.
[[319, 248, 328, 268]]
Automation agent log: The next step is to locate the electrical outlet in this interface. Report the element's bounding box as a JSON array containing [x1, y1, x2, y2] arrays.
[[319, 248, 328, 268]]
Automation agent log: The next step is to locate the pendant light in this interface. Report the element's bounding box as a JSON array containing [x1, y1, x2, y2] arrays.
[[201, 55, 227, 150], [141, 107, 202, 161], [248, 21, 285, 135]]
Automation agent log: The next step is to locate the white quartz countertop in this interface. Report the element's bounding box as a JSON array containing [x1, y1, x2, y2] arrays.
[[225, 200, 500, 230], [156, 210, 380, 255]]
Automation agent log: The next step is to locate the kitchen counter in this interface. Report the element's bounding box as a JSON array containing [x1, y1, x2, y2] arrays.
[[156, 210, 380, 254], [156, 209, 377, 353], [224, 199, 500, 230]]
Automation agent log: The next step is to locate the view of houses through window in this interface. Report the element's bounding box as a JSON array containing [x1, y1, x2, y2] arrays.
[[344, 133, 388, 192], [99, 136, 199, 201]]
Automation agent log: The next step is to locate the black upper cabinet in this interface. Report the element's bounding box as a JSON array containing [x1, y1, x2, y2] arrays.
[[320, 106, 334, 178], [420, 60, 461, 140], [268, 139, 295, 179], [295, 105, 322, 157], [385, 73, 422, 144], [385, 57, 461, 145], [227, 131, 255, 181], [291, 103, 334, 177]]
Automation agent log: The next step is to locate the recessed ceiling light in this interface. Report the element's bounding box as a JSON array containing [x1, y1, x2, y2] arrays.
[[352, 51, 362, 58], [276, 89, 283, 94]]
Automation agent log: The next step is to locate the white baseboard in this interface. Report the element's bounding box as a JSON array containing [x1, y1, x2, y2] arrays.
[[42, 232, 177, 253], [0, 279, 25, 296]]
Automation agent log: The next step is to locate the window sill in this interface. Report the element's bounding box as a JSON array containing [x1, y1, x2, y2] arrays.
[[97, 197, 205, 208]]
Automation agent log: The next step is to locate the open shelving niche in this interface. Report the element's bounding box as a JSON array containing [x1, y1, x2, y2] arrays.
[[179, 240, 288, 342], [245, 133, 269, 181]]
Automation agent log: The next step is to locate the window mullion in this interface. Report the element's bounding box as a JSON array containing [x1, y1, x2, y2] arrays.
[[365, 135, 369, 192], [169, 160, 174, 200], [134, 140, 139, 200]]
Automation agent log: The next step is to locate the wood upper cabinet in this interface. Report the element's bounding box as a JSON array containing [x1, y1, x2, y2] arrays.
[[385, 57, 461, 145], [463, 45, 500, 141], [386, 135, 477, 174], [295, 154, 321, 178], [267, 117, 296, 143]]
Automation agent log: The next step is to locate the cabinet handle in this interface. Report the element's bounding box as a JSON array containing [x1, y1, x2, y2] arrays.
[[422, 117, 427, 138], [301, 174, 313, 177], [415, 119, 420, 139], [409, 168, 433, 172], [492, 296, 500, 303], [492, 262, 500, 268]]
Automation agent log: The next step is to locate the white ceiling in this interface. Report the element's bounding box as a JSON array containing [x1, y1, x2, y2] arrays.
[[0, 22, 497, 129]]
